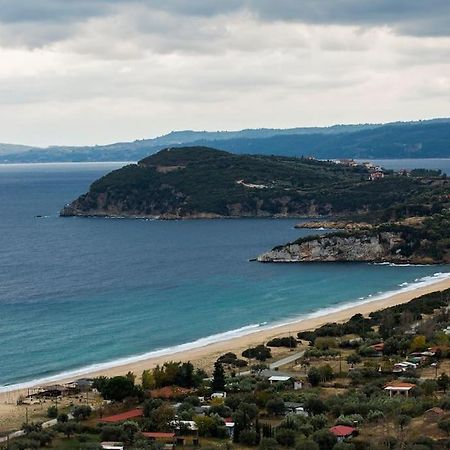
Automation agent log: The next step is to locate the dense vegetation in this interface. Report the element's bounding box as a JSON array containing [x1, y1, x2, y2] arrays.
[[276, 211, 450, 263], [61, 146, 449, 220], [11, 287, 450, 450]]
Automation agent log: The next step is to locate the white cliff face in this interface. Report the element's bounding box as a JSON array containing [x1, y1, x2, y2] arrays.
[[257, 232, 405, 263]]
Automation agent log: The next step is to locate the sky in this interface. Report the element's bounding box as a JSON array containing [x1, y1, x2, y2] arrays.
[[0, 1, 449, 147]]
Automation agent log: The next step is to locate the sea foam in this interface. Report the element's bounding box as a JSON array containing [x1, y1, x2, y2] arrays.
[[1, 271, 449, 394]]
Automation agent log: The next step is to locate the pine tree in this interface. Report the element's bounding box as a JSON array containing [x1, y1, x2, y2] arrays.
[[212, 361, 225, 392]]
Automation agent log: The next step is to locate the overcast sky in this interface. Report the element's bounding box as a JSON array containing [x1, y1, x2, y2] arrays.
[[1, 1, 449, 147]]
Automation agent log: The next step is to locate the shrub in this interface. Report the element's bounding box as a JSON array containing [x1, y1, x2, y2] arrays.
[[242, 345, 272, 361], [73, 405, 92, 421], [57, 413, 69, 423], [276, 428, 296, 447], [267, 337, 297, 348], [346, 354, 361, 365], [266, 397, 285, 415], [239, 429, 259, 446], [259, 437, 279, 450], [313, 430, 337, 450], [296, 438, 320, 450], [310, 414, 328, 431], [47, 405, 58, 419], [308, 367, 321, 386], [333, 443, 355, 450]]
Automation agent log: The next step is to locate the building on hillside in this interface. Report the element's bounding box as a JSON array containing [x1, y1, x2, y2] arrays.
[[370, 343, 384, 353], [337, 159, 358, 167], [384, 382, 416, 397], [260, 369, 302, 389], [99, 408, 143, 423], [329, 425, 357, 442], [285, 402, 308, 416], [101, 443, 124, 450], [211, 392, 226, 399], [392, 361, 418, 373], [369, 171, 384, 181], [224, 418, 235, 439], [142, 432, 175, 449], [170, 420, 199, 446]]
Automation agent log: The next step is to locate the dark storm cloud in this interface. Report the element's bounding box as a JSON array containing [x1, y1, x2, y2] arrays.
[[0, 1, 449, 39]]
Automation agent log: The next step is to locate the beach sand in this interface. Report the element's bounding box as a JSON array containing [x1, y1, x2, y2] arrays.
[[1, 276, 449, 430]]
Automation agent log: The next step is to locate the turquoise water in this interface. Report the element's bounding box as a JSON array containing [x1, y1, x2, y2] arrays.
[[0, 162, 449, 390]]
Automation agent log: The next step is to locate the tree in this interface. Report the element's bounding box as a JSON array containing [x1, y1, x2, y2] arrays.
[[212, 361, 225, 392], [73, 405, 92, 421], [312, 429, 337, 450], [152, 404, 176, 432], [47, 405, 58, 418], [55, 422, 78, 438], [121, 420, 140, 444], [100, 426, 123, 442], [346, 354, 361, 365], [242, 345, 272, 361], [319, 365, 334, 382], [175, 362, 195, 387], [296, 438, 320, 450], [410, 335, 427, 352], [57, 413, 69, 423], [308, 367, 321, 387], [100, 376, 137, 401], [259, 437, 279, 450], [276, 428, 296, 447], [142, 369, 155, 389], [239, 429, 259, 446], [143, 398, 164, 417], [232, 402, 258, 442], [266, 397, 285, 415], [438, 373, 450, 393], [304, 396, 327, 416], [126, 371, 136, 384], [333, 443, 356, 450]]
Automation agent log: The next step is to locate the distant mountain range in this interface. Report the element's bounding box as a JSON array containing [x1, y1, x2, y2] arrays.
[[1, 118, 450, 163]]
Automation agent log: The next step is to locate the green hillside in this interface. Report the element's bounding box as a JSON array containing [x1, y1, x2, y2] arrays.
[[61, 147, 449, 220]]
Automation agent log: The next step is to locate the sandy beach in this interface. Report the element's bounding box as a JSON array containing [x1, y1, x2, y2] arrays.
[[1, 275, 449, 415]]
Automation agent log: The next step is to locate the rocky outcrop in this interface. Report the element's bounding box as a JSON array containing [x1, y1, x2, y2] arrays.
[[257, 232, 407, 263]]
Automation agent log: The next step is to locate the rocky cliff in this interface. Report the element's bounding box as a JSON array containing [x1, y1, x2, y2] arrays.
[[257, 231, 437, 264]]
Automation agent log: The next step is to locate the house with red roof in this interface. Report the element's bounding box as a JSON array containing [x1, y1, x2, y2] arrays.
[[384, 381, 416, 397], [99, 408, 143, 423], [329, 425, 357, 442]]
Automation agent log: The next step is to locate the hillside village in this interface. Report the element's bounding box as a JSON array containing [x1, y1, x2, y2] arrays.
[[4, 288, 450, 450]]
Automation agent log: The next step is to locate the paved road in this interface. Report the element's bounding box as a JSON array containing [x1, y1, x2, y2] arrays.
[[269, 350, 305, 369]]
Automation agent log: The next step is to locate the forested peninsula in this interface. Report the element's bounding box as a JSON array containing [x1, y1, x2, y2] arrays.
[[61, 146, 450, 263]]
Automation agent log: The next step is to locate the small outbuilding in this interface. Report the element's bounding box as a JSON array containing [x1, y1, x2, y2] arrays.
[[384, 382, 416, 397], [329, 425, 357, 442], [101, 442, 124, 450]]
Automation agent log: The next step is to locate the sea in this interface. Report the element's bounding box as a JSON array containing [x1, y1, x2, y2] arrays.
[[0, 158, 449, 391]]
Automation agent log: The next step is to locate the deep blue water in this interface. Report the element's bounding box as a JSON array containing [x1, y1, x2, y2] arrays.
[[0, 161, 449, 389]]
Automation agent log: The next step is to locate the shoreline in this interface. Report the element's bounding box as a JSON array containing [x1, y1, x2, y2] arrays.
[[1, 272, 449, 403]]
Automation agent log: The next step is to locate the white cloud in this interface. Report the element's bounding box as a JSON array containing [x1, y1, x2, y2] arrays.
[[0, 2, 448, 146]]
